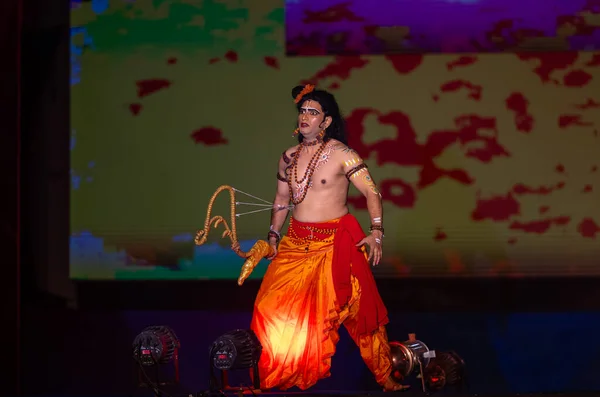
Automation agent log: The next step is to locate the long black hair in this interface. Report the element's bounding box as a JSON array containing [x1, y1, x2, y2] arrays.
[[291, 84, 348, 145]]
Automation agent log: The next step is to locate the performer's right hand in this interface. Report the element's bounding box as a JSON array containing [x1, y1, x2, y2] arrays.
[[267, 237, 278, 260]]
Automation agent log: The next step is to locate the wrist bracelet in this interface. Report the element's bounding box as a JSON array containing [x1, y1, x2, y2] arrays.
[[268, 227, 281, 244], [267, 231, 280, 243], [269, 225, 281, 237], [370, 224, 384, 232], [369, 224, 384, 236]]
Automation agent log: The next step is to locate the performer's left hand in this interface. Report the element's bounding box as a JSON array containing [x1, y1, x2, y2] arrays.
[[356, 232, 383, 266]]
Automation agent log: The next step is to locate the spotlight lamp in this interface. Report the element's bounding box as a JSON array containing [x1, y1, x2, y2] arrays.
[[209, 329, 262, 391], [132, 326, 181, 388], [424, 350, 467, 392], [389, 333, 465, 393]]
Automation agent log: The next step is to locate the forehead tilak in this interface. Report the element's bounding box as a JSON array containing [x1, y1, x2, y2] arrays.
[[301, 100, 322, 112]]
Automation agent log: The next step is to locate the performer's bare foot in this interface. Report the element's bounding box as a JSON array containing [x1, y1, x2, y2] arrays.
[[382, 377, 410, 392]]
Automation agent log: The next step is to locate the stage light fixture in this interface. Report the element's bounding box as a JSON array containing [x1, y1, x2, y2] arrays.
[[390, 334, 435, 379], [133, 325, 180, 366], [389, 334, 467, 393], [389, 333, 438, 392], [132, 325, 180, 389], [424, 350, 467, 392], [209, 329, 262, 391]]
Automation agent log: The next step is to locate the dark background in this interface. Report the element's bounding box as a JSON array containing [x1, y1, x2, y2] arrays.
[[2, 0, 600, 396]]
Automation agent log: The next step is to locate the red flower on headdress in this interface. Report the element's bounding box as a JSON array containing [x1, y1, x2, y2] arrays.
[[294, 84, 315, 104]]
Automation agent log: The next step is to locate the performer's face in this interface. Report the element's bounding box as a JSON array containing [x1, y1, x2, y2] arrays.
[[298, 100, 330, 139]]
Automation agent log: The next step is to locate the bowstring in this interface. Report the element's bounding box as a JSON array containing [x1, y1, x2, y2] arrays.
[[233, 187, 272, 205], [232, 187, 293, 217], [235, 201, 272, 207], [235, 207, 273, 217], [235, 205, 294, 217]]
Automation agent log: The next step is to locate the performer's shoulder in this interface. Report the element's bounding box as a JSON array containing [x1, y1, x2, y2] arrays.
[[279, 145, 300, 165], [329, 139, 360, 157], [282, 144, 300, 157], [284, 144, 300, 154]]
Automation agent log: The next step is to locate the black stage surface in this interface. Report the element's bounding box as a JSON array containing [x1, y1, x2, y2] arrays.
[[213, 393, 599, 396], [122, 392, 600, 397]]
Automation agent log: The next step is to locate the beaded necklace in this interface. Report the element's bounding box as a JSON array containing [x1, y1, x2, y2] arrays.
[[288, 139, 327, 206]]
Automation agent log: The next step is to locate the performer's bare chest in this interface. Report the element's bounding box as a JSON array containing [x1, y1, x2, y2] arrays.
[[288, 146, 339, 182], [285, 145, 345, 202]]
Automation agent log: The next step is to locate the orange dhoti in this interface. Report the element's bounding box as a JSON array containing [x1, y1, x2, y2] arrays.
[[250, 214, 392, 390]]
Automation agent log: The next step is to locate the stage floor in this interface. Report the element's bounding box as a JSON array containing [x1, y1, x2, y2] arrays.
[[20, 386, 600, 397], [209, 391, 599, 397]]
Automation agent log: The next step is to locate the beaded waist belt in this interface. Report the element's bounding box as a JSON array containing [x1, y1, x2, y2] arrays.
[[287, 217, 340, 246]]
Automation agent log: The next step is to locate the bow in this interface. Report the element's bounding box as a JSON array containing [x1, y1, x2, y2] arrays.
[[195, 185, 287, 286]]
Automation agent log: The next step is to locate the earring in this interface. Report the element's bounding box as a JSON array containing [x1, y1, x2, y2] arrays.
[[318, 130, 325, 139], [292, 127, 299, 137]]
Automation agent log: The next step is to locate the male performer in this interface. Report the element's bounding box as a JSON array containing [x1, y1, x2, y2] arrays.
[[250, 84, 407, 392]]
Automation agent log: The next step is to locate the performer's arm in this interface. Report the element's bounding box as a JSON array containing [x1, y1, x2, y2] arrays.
[[338, 145, 384, 265], [267, 153, 292, 258]]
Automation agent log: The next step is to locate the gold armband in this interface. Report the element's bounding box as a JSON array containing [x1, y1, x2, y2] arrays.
[[345, 163, 368, 180]]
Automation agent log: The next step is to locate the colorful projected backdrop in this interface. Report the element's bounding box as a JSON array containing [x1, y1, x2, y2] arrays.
[[70, 0, 600, 280], [285, 0, 600, 55]]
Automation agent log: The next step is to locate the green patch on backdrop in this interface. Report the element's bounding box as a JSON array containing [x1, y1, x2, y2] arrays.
[[83, 0, 250, 53], [266, 7, 284, 23]]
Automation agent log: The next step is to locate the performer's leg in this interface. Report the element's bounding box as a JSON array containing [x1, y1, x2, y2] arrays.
[[250, 241, 342, 391], [342, 298, 393, 386], [343, 295, 408, 391]]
